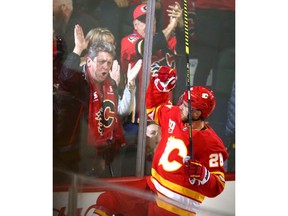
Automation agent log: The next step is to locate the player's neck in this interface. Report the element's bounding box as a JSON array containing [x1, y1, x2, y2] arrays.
[[192, 120, 205, 130]]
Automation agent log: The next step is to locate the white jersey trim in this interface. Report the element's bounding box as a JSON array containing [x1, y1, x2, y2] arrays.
[[151, 177, 201, 213]]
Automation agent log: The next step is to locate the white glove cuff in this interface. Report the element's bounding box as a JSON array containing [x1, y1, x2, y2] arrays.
[[200, 167, 210, 185]]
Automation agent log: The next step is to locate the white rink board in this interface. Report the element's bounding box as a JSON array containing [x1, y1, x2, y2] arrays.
[[53, 181, 235, 216], [198, 181, 235, 216]]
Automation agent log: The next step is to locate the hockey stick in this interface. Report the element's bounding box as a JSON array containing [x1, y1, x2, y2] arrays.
[[183, 0, 198, 158]]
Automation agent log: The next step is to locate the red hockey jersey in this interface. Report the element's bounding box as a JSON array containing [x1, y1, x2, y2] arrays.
[[145, 78, 228, 215]]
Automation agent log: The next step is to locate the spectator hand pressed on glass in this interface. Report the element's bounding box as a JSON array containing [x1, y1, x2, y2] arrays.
[[109, 60, 121, 86], [73, 24, 88, 56], [127, 59, 142, 90], [167, 1, 184, 28]]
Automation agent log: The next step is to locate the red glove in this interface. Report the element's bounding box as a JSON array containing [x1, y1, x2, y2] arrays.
[[151, 64, 177, 92], [183, 156, 210, 185]]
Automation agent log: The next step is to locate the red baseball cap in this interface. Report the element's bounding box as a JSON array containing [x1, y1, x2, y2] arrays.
[[133, 4, 147, 22]]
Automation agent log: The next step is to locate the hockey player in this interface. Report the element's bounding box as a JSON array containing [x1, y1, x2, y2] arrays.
[[145, 65, 229, 215], [92, 65, 228, 216]]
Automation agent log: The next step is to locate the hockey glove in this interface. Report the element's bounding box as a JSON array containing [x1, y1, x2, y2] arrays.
[[183, 156, 210, 185], [151, 64, 177, 92]]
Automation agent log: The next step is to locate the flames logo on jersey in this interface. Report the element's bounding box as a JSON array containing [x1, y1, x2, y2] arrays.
[[96, 100, 116, 136], [159, 136, 187, 172], [152, 53, 176, 71], [165, 53, 176, 68]]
